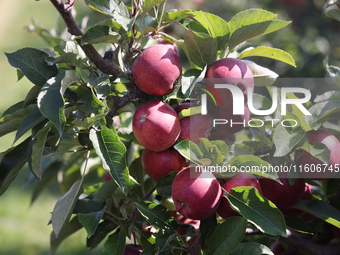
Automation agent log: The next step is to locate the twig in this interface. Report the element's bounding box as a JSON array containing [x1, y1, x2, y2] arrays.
[[49, 0, 124, 77]]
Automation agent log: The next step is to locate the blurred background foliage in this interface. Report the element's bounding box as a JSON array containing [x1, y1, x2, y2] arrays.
[[0, 0, 339, 254]]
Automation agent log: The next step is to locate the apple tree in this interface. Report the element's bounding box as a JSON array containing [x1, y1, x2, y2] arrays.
[[1, 0, 340, 254]]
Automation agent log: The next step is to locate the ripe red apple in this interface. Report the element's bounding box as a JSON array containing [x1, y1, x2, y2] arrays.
[[157, 38, 179, 55], [213, 104, 251, 134], [217, 172, 263, 219], [141, 147, 189, 181], [103, 172, 112, 182], [175, 214, 200, 235], [172, 166, 222, 220], [132, 100, 181, 152], [283, 183, 313, 218], [205, 58, 254, 109], [123, 244, 143, 255], [132, 44, 182, 96], [175, 102, 213, 145], [294, 130, 340, 179], [259, 172, 305, 211]]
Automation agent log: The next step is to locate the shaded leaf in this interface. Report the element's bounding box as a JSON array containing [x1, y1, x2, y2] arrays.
[[0, 104, 36, 138], [79, 205, 107, 238], [81, 25, 122, 45], [226, 187, 287, 236], [90, 126, 130, 195], [135, 202, 177, 231], [52, 180, 84, 238], [155, 171, 178, 197], [14, 107, 44, 144], [273, 125, 305, 157], [5, 48, 58, 87], [207, 217, 247, 255], [50, 216, 83, 255], [102, 229, 126, 255]]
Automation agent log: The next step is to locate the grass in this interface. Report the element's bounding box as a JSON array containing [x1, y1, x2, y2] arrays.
[[0, 1, 105, 254]]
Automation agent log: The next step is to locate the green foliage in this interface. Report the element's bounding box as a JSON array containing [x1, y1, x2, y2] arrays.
[[1, 0, 340, 254]]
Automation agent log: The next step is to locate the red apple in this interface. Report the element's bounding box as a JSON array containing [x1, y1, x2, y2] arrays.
[[132, 100, 181, 152], [132, 44, 182, 96], [213, 104, 251, 134], [270, 241, 285, 255], [172, 166, 222, 220], [283, 183, 313, 218], [205, 58, 254, 109], [123, 244, 143, 255], [294, 130, 340, 179], [175, 214, 200, 235], [142, 147, 189, 181], [217, 172, 263, 219], [259, 172, 305, 211], [157, 38, 179, 55], [175, 102, 213, 145], [103, 172, 112, 182]]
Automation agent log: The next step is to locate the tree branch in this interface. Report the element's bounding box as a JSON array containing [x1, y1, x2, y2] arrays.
[[49, 0, 124, 77]]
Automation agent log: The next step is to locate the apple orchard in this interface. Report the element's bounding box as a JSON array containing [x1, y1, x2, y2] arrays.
[[2, 0, 340, 255]]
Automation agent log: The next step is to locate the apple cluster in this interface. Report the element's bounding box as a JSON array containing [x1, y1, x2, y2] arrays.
[[129, 41, 340, 250]]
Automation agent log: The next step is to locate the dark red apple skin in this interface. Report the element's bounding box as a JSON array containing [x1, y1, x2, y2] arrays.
[[175, 103, 213, 145], [172, 167, 222, 220], [123, 244, 143, 255], [259, 172, 305, 211], [217, 172, 262, 219], [103, 172, 112, 182], [132, 44, 182, 96], [213, 104, 251, 134], [294, 130, 340, 179], [205, 58, 254, 109], [270, 241, 285, 255], [283, 183, 313, 218], [175, 214, 200, 235], [141, 147, 189, 181], [132, 100, 181, 152]]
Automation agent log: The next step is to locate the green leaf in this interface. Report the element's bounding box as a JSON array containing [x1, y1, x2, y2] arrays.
[[190, 11, 230, 50], [78, 205, 107, 238], [93, 180, 118, 204], [50, 216, 83, 255], [231, 242, 273, 255], [80, 90, 105, 114], [85, 0, 130, 29], [325, 5, 340, 22], [135, 202, 177, 231], [102, 229, 126, 255], [285, 215, 313, 234], [28, 122, 52, 180], [13, 107, 45, 144], [52, 180, 84, 238], [0, 137, 30, 196], [207, 217, 247, 255], [155, 171, 178, 197], [199, 138, 224, 165], [174, 140, 211, 165], [89, 126, 130, 195], [228, 155, 279, 181], [239, 46, 295, 67], [81, 25, 122, 45], [74, 113, 107, 130], [142, 0, 166, 16], [0, 104, 36, 138], [297, 139, 330, 164], [73, 199, 104, 214], [182, 27, 218, 68], [37, 72, 68, 136], [5, 48, 58, 87], [227, 9, 291, 51], [87, 221, 117, 250], [226, 187, 287, 236], [273, 125, 305, 157], [306, 100, 340, 129], [295, 200, 340, 228]]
